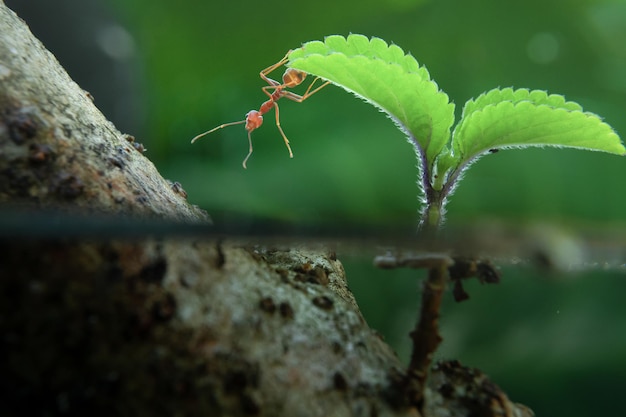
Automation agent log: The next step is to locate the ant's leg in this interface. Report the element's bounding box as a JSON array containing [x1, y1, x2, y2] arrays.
[[261, 84, 280, 99], [300, 77, 330, 100], [259, 50, 292, 86], [259, 50, 292, 78], [305, 78, 330, 96], [272, 102, 294, 158], [242, 130, 254, 169], [280, 78, 330, 103], [261, 77, 281, 93]]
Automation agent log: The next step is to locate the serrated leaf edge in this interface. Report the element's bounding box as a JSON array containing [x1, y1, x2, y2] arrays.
[[453, 100, 625, 161]]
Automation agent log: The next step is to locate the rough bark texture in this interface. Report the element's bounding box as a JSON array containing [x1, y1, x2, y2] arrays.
[[1, 238, 418, 416], [0, 2, 533, 417], [0, 1, 204, 220]]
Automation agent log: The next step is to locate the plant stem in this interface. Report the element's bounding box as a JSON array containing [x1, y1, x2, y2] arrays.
[[405, 260, 449, 409], [419, 188, 445, 232]]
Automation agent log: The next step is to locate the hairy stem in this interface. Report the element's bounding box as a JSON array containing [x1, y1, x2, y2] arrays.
[[412, 142, 446, 232], [419, 188, 445, 232]]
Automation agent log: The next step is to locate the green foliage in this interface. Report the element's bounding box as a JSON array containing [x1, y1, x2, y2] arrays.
[[289, 35, 455, 172], [444, 88, 625, 181], [288, 34, 625, 228]]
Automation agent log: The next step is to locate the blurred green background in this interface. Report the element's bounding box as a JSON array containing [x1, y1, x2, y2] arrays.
[[7, 0, 626, 414]]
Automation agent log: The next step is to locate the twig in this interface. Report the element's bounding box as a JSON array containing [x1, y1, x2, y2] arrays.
[[405, 260, 449, 409], [374, 252, 501, 410]]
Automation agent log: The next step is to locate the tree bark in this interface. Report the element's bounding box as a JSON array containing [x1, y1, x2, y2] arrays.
[[0, 2, 532, 416]]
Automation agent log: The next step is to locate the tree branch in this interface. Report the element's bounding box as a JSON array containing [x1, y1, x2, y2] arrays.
[[0, 2, 532, 416]]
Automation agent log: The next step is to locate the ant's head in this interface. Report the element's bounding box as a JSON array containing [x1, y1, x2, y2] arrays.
[[245, 110, 263, 132]]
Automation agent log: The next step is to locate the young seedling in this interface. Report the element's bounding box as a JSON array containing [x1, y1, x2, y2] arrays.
[[192, 50, 329, 168], [288, 34, 625, 231], [287, 34, 624, 411]]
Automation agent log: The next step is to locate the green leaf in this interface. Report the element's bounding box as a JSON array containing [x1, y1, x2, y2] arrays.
[[285, 36, 624, 230], [288, 37, 624, 229], [452, 97, 625, 163], [432, 88, 625, 184], [461, 87, 583, 117], [288, 34, 455, 170]]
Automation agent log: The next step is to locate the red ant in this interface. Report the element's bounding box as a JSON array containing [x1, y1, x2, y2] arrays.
[[192, 50, 330, 168]]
